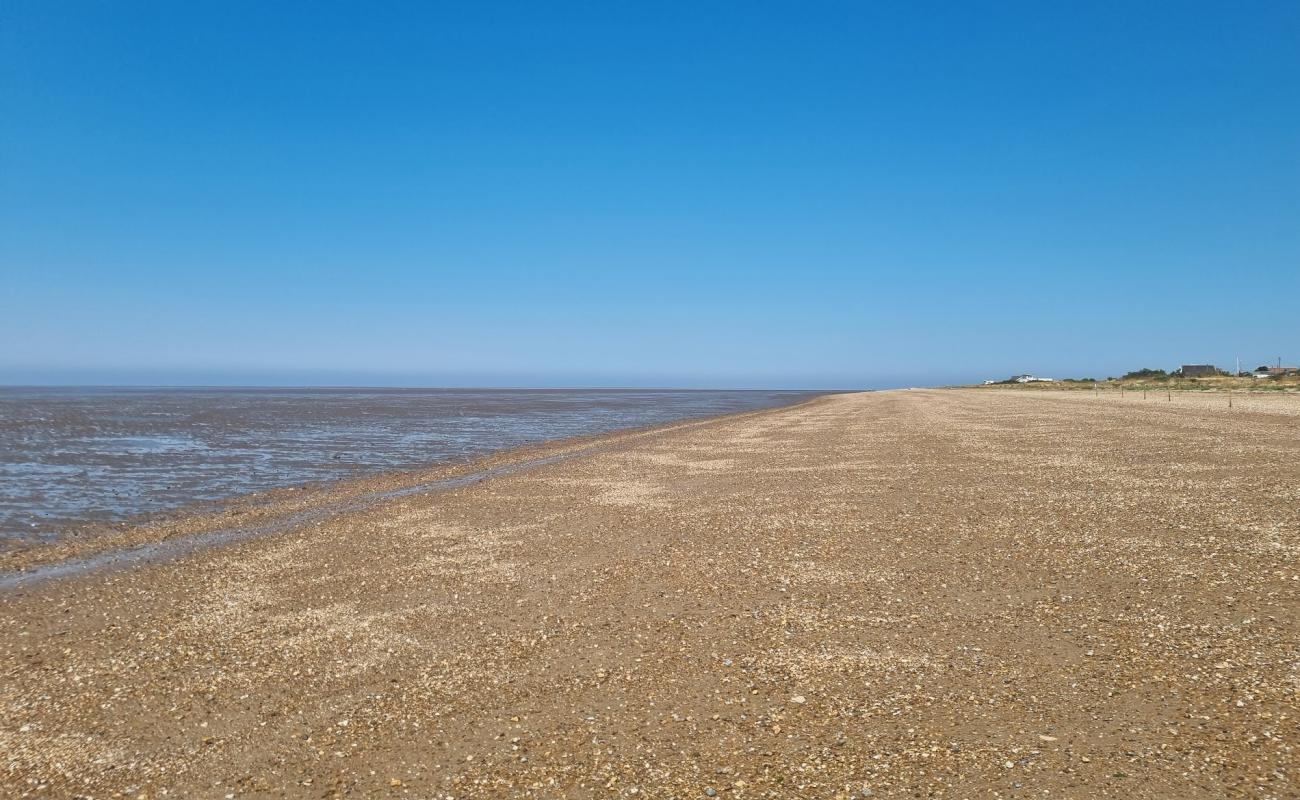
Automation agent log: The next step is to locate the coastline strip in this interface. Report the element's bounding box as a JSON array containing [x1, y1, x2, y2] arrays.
[[0, 394, 835, 590], [0, 451, 580, 591], [3, 389, 1296, 798]]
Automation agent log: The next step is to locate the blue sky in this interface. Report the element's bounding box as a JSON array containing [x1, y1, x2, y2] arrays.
[[2, 2, 1298, 388]]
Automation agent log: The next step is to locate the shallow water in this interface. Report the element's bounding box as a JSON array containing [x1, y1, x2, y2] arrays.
[[0, 449, 585, 591], [0, 387, 818, 545]]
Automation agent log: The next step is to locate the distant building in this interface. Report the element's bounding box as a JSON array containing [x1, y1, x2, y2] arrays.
[[1012, 374, 1055, 383], [1255, 366, 1299, 378], [1179, 364, 1218, 378]]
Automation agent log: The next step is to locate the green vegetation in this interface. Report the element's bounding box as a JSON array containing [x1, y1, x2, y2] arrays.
[[1121, 368, 1168, 380], [974, 369, 1300, 393]]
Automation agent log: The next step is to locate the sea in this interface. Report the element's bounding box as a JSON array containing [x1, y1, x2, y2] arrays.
[[0, 387, 819, 546]]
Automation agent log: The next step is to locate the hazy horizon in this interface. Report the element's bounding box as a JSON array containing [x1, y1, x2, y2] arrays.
[[0, 358, 1287, 390], [1, 361, 1264, 390]]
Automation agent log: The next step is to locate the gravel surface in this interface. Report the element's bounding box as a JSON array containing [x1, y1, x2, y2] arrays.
[[2, 389, 1298, 798]]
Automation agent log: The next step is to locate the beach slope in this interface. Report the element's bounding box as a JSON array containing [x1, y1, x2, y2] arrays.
[[3, 390, 1298, 798]]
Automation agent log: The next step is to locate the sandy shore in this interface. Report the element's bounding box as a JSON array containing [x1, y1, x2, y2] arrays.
[[3, 389, 1298, 798]]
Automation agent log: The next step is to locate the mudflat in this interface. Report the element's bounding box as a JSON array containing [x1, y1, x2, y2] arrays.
[[3, 390, 1298, 799]]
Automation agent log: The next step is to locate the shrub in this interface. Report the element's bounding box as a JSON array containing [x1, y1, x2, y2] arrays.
[[1122, 368, 1168, 380]]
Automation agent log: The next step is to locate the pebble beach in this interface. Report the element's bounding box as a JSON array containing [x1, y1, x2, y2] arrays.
[[3, 389, 1298, 798]]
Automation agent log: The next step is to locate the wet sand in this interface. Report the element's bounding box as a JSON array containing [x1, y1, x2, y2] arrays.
[[0, 387, 815, 544], [3, 389, 1298, 798]]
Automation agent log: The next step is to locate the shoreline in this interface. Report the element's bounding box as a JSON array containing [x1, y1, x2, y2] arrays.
[[0, 392, 839, 581], [3, 388, 1296, 798]]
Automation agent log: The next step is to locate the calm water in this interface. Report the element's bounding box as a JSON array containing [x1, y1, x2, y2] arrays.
[[0, 387, 818, 545]]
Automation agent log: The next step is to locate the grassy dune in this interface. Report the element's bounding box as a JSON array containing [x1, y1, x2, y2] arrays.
[[978, 374, 1300, 392]]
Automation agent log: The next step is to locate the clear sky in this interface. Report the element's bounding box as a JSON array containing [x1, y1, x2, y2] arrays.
[[2, 2, 1298, 388]]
